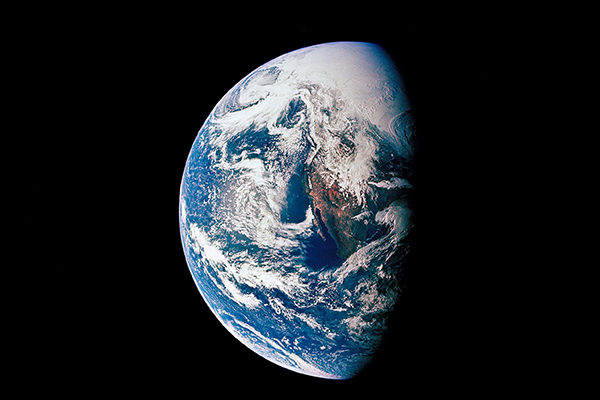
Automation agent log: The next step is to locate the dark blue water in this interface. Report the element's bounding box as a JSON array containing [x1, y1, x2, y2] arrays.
[[304, 208, 343, 271], [276, 97, 306, 128], [278, 163, 343, 270], [226, 125, 273, 156], [280, 172, 310, 224]]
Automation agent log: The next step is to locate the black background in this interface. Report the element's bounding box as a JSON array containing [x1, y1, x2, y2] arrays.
[[15, 4, 542, 397]]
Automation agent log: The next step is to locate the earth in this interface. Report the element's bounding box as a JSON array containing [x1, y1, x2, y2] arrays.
[[179, 42, 415, 379]]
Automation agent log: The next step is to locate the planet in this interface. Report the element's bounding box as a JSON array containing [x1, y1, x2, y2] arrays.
[[179, 42, 415, 379]]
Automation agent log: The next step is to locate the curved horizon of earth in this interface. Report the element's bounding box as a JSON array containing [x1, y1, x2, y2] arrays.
[[179, 42, 415, 379]]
